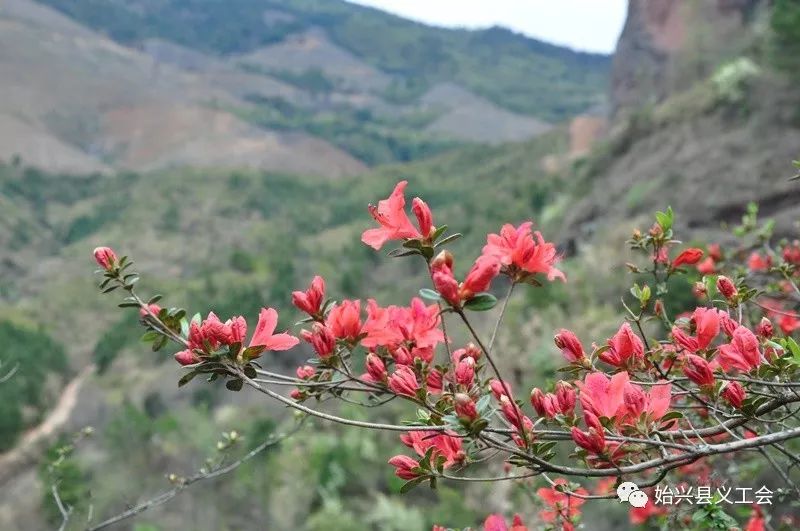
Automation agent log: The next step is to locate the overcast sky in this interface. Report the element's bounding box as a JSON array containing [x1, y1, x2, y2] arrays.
[[347, 0, 628, 54]]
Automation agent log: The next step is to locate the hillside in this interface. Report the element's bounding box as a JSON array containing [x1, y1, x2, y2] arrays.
[[36, 0, 611, 121]]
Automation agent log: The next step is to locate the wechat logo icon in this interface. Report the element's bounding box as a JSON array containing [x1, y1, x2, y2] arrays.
[[617, 482, 649, 508]]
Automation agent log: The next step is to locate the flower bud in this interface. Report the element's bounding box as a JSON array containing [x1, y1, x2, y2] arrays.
[[139, 303, 161, 318], [716, 276, 738, 301], [554, 381, 576, 414], [721, 381, 746, 408], [93, 246, 117, 270], [571, 426, 605, 454], [489, 379, 513, 400], [756, 317, 773, 339], [426, 369, 443, 394], [296, 365, 316, 380], [365, 353, 387, 382], [388, 366, 419, 397], [388, 455, 420, 480], [174, 349, 199, 366], [693, 282, 707, 299], [683, 354, 715, 387], [671, 248, 704, 269], [623, 384, 646, 417], [530, 388, 546, 417], [554, 329, 585, 363], [455, 357, 475, 386], [411, 197, 434, 239], [454, 393, 478, 421], [431, 250, 454, 271], [654, 299, 665, 316]]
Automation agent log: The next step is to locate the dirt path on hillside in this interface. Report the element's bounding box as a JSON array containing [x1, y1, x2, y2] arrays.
[[0, 365, 94, 485]]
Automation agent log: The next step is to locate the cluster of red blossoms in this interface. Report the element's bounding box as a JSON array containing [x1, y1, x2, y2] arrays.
[[93, 181, 800, 531]]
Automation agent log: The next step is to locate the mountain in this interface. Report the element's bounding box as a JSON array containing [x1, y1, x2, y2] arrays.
[[35, 0, 611, 120], [0, 0, 610, 174]]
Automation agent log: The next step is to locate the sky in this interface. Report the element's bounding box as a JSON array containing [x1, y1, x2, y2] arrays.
[[347, 0, 628, 54]]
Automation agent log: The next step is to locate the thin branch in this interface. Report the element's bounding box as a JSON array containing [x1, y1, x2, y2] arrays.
[[86, 424, 302, 531]]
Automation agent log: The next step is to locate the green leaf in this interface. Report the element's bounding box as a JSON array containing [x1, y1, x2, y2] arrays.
[[419, 288, 442, 301], [226, 378, 244, 392], [655, 206, 674, 231], [152, 335, 168, 352], [178, 371, 198, 387], [140, 331, 160, 343], [430, 225, 448, 242], [463, 293, 497, 311], [148, 294, 163, 304], [399, 476, 427, 494], [435, 233, 462, 247]]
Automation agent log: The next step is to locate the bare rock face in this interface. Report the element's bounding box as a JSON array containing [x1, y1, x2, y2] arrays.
[[611, 0, 762, 115]]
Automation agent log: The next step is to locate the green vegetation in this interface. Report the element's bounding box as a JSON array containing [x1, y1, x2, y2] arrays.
[[38, 0, 609, 121], [0, 319, 68, 450], [232, 94, 462, 165], [771, 0, 800, 76]]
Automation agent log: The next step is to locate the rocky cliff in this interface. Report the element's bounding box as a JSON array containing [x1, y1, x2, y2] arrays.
[[612, 0, 763, 114]]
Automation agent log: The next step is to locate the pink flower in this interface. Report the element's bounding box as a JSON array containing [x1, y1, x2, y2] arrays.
[[296, 365, 315, 379], [571, 426, 605, 454], [748, 252, 771, 272], [671, 248, 704, 269], [599, 323, 644, 367], [718, 326, 761, 372], [744, 506, 765, 531], [139, 303, 161, 318], [716, 276, 738, 300], [93, 246, 117, 270], [672, 307, 722, 353], [362, 298, 444, 352], [411, 197, 434, 239], [721, 381, 746, 408], [536, 480, 586, 526], [364, 352, 387, 383], [454, 393, 478, 420], [482, 222, 565, 281], [174, 349, 200, 366], [683, 354, 715, 387], [530, 388, 555, 418], [554, 329, 586, 363], [483, 513, 528, 531], [577, 371, 629, 419], [426, 369, 443, 394], [629, 492, 667, 524], [326, 300, 362, 341], [431, 262, 461, 306], [387, 455, 420, 480], [455, 357, 475, 386], [249, 308, 299, 352], [460, 256, 501, 300], [388, 366, 420, 397], [400, 431, 465, 467], [783, 241, 800, 265], [292, 276, 325, 316], [620, 381, 672, 422], [301, 323, 336, 359], [756, 317, 774, 339], [696, 256, 716, 275], [555, 381, 576, 414], [490, 379, 514, 400], [361, 181, 423, 250], [431, 254, 500, 305]]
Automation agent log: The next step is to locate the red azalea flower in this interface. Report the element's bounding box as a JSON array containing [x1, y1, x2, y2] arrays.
[[361, 181, 421, 249]]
